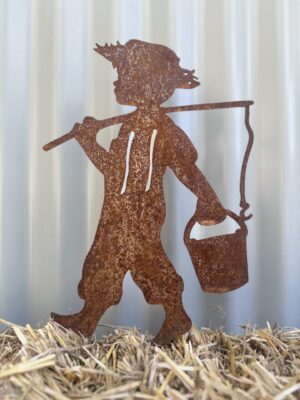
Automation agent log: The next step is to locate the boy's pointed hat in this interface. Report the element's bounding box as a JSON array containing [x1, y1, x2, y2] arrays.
[[94, 41, 125, 68], [94, 40, 200, 89]]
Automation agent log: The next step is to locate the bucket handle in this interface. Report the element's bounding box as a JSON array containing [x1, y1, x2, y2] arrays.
[[184, 209, 247, 246]]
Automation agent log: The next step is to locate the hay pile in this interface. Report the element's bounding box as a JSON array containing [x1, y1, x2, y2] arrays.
[[0, 318, 299, 399]]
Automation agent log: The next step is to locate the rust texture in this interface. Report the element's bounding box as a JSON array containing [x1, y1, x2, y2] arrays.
[[44, 40, 254, 345]]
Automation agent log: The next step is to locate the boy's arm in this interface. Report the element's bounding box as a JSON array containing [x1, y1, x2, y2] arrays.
[[74, 117, 110, 173], [166, 122, 226, 225]]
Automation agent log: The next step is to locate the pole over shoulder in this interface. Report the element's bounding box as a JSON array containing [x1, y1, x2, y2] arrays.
[[43, 101, 254, 152]]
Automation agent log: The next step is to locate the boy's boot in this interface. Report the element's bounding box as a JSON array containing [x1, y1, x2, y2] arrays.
[[153, 300, 192, 345]]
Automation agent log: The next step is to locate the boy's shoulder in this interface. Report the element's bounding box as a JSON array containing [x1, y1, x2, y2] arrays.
[[161, 113, 198, 161], [160, 113, 186, 135], [162, 114, 191, 140]]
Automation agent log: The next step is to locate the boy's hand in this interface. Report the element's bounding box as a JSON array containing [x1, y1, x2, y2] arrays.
[[195, 199, 227, 226], [74, 117, 100, 139]]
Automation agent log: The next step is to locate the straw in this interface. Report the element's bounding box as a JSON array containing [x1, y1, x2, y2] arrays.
[[0, 319, 299, 399]]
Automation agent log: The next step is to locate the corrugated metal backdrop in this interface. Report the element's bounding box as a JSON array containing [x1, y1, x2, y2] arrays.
[[0, 0, 299, 336]]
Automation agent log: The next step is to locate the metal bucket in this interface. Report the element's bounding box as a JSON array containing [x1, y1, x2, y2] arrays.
[[184, 210, 248, 293]]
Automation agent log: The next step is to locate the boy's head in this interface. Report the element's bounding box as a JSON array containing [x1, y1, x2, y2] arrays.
[[94, 39, 200, 107]]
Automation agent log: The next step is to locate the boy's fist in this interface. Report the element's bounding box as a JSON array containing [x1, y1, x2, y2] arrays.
[[74, 117, 100, 139], [195, 198, 227, 226]]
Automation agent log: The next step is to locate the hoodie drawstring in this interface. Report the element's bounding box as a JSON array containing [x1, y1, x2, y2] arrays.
[[145, 129, 158, 191], [121, 129, 158, 194], [120, 131, 135, 194]]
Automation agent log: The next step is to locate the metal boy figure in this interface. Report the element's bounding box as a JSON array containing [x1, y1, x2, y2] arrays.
[[44, 40, 253, 345]]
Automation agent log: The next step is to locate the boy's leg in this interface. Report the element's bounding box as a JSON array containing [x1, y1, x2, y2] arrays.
[[51, 256, 126, 337], [51, 249, 102, 326], [131, 243, 192, 345]]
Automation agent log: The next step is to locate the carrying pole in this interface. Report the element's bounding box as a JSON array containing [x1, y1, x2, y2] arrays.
[[43, 100, 254, 152]]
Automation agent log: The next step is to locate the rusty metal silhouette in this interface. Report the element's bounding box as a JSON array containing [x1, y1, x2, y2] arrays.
[[44, 40, 254, 345]]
